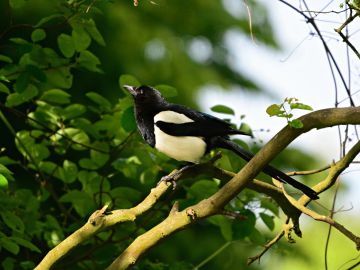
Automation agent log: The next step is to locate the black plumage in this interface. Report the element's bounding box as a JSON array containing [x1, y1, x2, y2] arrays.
[[124, 85, 318, 200]]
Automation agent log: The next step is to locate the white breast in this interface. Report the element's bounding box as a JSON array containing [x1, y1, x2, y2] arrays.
[[154, 111, 206, 163]]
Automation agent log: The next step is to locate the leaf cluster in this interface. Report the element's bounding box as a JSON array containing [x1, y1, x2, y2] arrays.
[[0, 1, 304, 269], [266, 98, 313, 128]]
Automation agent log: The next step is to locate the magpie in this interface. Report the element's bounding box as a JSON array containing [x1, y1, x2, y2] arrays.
[[123, 85, 318, 200]]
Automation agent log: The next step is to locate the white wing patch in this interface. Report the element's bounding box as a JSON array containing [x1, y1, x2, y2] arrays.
[[154, 110, 193, 124], [154, 111, 206, 163]]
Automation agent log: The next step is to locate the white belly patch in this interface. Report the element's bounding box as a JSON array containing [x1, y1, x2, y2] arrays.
[[154, 111, 206, 163]]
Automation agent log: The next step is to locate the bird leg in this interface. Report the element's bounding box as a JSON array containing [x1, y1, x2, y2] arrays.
[[157, 152, 223, 189], [158, 163, 196, 190]]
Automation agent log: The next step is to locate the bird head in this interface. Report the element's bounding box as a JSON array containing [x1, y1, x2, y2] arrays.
[[123, 85, 165, 105]]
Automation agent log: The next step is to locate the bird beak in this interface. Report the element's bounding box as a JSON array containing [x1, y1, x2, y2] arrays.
[[123, 85, 137, 96]]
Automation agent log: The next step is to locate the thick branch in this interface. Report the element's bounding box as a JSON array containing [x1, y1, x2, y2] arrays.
[[107, 106, 360, 269], [34, 181, 171, 270], [248, 138, 360, 264]]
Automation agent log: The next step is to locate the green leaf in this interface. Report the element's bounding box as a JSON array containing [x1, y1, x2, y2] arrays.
[[0, 164, 12, 177], [119, 74, 141, 89], [266, 104, 283, 116], [249, 228, 266, 245], [86, 92, 111, 111], [1, 211, 24, 233], [239, 122, 252, 136], [35, 14, 64, 27], [31, 29, 46, 42], [61, 128, 90, 150], [232, 209, 256, 239], [0, 75, 10, 82], [79, 158, 98, 170], [10, 237, 41, 253], [0, 237, 19, 255], [84, 19, 106, 46], [208, 215, 233, 241], [289, 119, 304, 128], [260, 213, 275, 230], [9, 0, 26, 8], [61, 160, 78, 183], [112, 187, 142, 203], [72, 27, 91, 51], [2, 257, 16, 270], [0, 54, 13, 63], [0, 82, 10, 94], [57, 34, 75, 58], [188, 180, 219, 200], [62, 104, 86, 119], [90, 142, 109, 168], [290, 102, 313, 111], [15, 131, 50, 162], [9, 37, 30, 45], [0, 174, 8, 190], [40, 89, 71, 104], [59, 190, 96, 217], [6, 84, 38, 107], [46, 66, 73, 89], [155, 84, 178, 98], [39, 161, 57, 175], [121, 106, 136, 132], [211, 104, 235, 115], [78, 50, 101, 72], [260, 198, 279, 216], [14, 72, 30, 93]]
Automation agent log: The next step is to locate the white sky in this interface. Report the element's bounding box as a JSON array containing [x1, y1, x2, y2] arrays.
[[199, 1, 360, 210]]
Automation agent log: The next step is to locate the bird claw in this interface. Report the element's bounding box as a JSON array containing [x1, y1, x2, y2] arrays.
[[158, 174, 177, 190]]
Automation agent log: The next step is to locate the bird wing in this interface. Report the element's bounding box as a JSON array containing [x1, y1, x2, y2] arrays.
[[155, 104, 250, 137]]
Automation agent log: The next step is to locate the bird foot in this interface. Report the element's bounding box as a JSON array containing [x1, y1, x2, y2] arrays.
[[158, 174, 178, 190], [157, 164, 195, 190]]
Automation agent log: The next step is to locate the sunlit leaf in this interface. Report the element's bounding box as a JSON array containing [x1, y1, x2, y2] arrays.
[[0, 174, 8, 190], [266, 104, 283, 116], [290, 102, 313, 111], [40, 89, 71, 104], [289, 119, 304, 128], [211, 104, 235, 115], [6, 84, 38, 107]]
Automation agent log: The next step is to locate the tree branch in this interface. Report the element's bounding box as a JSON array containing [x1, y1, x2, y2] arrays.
[[35, 106, 360, 270], [107, 106, 360, 269], [247, 136, 360, 264]]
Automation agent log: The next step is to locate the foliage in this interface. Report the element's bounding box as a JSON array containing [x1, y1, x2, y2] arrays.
[[0, 0, 325, 269], [266, 98, 313, 129]]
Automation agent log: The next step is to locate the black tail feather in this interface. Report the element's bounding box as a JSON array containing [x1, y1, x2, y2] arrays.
[[213, 138, 319, 200]]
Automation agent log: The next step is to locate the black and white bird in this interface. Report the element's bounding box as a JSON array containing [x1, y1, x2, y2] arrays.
[[124, 85, 318, 200]]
